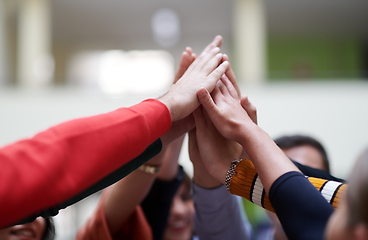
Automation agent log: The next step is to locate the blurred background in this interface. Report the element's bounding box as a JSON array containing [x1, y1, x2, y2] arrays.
[[0, 0, 368, 239]]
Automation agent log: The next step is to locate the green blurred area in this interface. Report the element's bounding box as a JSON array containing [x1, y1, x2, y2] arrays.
[[268, 37, 363, 80]]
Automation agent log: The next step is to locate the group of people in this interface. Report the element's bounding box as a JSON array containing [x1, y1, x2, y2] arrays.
[[0, 35, 367, 240]]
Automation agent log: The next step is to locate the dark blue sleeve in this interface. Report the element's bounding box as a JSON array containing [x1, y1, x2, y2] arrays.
[[292, 160, 345, 183], [269, 171, 334, 240]]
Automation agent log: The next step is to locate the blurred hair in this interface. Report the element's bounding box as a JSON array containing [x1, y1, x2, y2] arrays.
[[346, 147, 368, 227], [274, 134, 330, 173], [43, 217, 56, 240]]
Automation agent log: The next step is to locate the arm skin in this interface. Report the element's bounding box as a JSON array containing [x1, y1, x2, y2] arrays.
[[0, 35, 228, 228]]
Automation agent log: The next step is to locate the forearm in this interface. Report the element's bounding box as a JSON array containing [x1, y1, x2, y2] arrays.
[[0, 99, 171, 228], [229, 159, 347, 212], [239, 124, 300, 194], [104, 129, 184, 237], [104, 168, 157, 237], [157, 135, 185, 181]]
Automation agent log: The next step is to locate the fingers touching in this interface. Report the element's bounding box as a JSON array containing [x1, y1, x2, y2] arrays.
[[200, 35, 223, 55], [174, 47, 196, 83], [222, 54, 241, 97]]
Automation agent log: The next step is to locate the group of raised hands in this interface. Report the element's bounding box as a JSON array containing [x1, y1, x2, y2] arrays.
[[93, 36, 262, 239], [157, 35, 259, 189]]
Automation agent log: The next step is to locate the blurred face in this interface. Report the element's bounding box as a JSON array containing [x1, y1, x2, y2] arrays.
[[282, 145, 326, 171], [163, 183, 195, 240], [0, 217, 46, 240]]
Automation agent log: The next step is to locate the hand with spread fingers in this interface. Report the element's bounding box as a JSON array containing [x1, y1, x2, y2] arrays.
[[158, 35, 229, 122]]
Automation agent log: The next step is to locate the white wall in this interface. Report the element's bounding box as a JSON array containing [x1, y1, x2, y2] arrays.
[[1, 81, 367, 177]]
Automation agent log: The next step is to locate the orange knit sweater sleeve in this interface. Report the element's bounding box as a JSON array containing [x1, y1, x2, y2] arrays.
[[229, 159, 347, 212]]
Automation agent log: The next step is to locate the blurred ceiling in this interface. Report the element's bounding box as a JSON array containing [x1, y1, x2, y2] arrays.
[[51, 0, 233, 51], [51, 0, 368, 51], [266, 0, 368, 37]]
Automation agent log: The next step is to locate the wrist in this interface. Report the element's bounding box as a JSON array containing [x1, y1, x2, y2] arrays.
[[238, 123, 263, 148], [138, 163, 161, 174], [157, 91, 178, 122]]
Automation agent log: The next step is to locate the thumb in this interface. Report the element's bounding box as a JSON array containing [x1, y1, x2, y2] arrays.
[[197, 88, 218, 116], [240, 96, 257, 125]]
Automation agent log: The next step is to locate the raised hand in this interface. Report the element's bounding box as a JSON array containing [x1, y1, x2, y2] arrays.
[[158, 36, 228, 122], [159, 47, 196, 147], [196, 76, 255, 145]]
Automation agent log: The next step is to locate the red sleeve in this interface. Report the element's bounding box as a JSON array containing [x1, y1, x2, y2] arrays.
[[0, 99, 171, 228], [76, 192, 152, 240]]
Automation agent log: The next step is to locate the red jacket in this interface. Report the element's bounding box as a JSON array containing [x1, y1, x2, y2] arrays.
[[0, 99, 171, 228]]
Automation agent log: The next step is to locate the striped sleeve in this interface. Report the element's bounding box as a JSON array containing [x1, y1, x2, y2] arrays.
[[229, 159, 346, 213], [307, 177, 347, 209]]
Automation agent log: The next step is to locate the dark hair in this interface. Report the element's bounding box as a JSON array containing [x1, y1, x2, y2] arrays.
[[346, 147, 368, 227], [43, 217, 56, 240], [274, 134, 330, 173]]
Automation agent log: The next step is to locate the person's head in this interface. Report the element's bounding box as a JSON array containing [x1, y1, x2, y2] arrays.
[[163, 172, 195, 240], [326, 147, 368, 240], [0, 217, 55, 240], [274, 134, 330, 173]]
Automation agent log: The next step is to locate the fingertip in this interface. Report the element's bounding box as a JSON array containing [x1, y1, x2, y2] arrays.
[[197, 87, 206, 97], [213, 47, 220, 52], [220, 60, 229, 68], [186, 47, 193, 53], [197, 87, 208, 98], [246, 97, 250, 105], [214, 35, 223, 43]]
